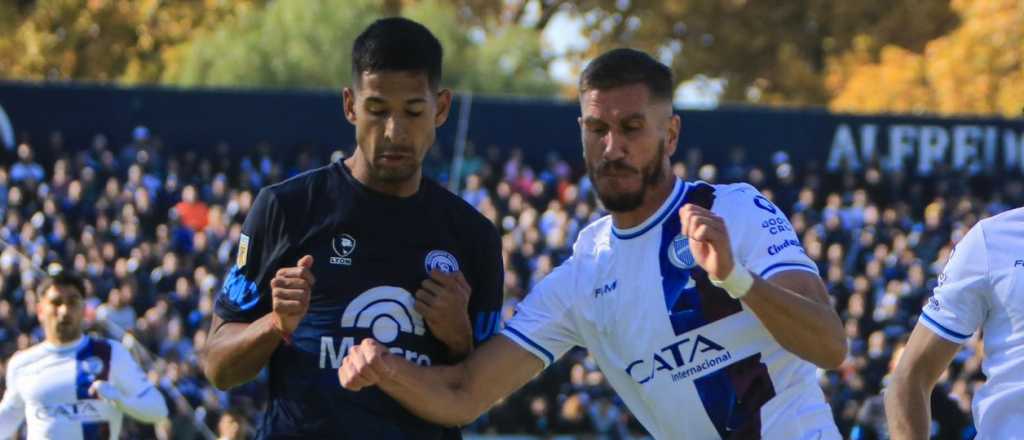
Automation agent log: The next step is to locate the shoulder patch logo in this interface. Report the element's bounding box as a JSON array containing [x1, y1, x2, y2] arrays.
[[425, 250, 459, 273], [237, 234, 250, 268], [927, 297, 942, 312], [331, 234, 356, 266]]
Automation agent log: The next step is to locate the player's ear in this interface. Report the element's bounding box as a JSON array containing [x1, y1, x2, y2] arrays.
[[343, 87, 357, 124], [434, 88, 453, 128], [665, 113, 681, 158]]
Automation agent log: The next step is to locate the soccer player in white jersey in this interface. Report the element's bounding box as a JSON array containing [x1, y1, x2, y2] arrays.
[[886, 207, 1024, 440], [337, 48, 847, 439], [0, 269, 167, 439]]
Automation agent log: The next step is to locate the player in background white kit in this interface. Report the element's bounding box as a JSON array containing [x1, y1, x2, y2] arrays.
[[886, 207, 1024, 440], [0, 269, 167, 439], [337, 48, 847, 439]]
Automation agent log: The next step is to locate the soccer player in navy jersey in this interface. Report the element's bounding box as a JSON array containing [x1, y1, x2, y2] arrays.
[[201, 17, 503, 439]]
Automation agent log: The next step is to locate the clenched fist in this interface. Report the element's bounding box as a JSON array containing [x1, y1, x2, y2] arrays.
[[270, 255, 315, 337], [338, 338, 393, 391], [678, 204, 735, 281], [415, 270, 472, 356]]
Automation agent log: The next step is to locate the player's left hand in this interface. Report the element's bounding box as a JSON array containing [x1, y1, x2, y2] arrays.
[[679, 204, 735, 281], [338, 338, 393, 392], [88, 380, 122, 403], [415, 270, 473, 354]]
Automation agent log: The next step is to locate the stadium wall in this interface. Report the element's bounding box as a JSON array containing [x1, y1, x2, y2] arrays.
[[1, 81, 1022, 175]]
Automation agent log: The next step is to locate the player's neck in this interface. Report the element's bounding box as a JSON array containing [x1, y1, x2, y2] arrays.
[[344, 152, 422, 198], [44, 333, 83, 349], [610, 175, 677, 230]]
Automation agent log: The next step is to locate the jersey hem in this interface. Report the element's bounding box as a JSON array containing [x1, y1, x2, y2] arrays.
[[919, 312, 971, 344], [501, 327, 554, 367], [759, 262, 820, 279]]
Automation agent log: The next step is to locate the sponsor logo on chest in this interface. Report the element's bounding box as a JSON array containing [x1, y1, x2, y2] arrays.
[[626, 334, 734, 384], [34, 401, 106, 421]]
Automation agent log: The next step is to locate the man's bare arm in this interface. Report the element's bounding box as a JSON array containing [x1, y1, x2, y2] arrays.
[[202, 256, 315, 390], [201, 314, 285, 390], [885, 323, 961, 440], [341, 335, 543, 426]]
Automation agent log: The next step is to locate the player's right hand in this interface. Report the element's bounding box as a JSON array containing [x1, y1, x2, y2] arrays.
[[88, 380, 122, 403], [338, 338, 392, 391], [270, 255, 315, 336]]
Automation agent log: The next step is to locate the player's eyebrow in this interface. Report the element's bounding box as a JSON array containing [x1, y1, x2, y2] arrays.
[[363, 96, 427, 106], [582, 116, 609, 127], [619, 113, 646, 125]]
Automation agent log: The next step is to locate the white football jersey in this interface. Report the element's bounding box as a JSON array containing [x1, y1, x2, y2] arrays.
[[502, 179, 841, 439], [919, 207, 1024, 439], [0, 335, 158, 440]]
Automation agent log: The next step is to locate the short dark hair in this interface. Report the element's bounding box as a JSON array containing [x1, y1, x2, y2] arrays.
[[37, 268, 87, 300], [579, 48, 674, 102], [351, 17, 443, 90]]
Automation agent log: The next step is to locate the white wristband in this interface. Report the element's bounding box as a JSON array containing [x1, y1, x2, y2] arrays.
[[709, 262, 754, 299]]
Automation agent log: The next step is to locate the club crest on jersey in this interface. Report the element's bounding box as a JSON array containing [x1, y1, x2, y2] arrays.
[[80, 356, 105, 379], [668, 234, 697, 269], [331, 234, 356, 266], [425, 250, 459, 273]]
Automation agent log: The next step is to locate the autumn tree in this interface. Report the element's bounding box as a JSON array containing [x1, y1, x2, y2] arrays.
[[829, 0, 1024, 117], [5, 0, 1019, 115], [0, 0, 260, 84], [166, 0, 557, 95], [564, 0, 959, 105]]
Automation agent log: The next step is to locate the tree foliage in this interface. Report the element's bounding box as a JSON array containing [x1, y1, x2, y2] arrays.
[[0, 0, 258, 84], [168, 0, 558, 95], [566, 0, 959, 106], [1, 0, 1021, 115], [829, 0, 1024, 117]]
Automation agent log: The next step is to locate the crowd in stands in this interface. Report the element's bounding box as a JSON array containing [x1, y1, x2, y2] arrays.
[[1, 127, 1019, 439]]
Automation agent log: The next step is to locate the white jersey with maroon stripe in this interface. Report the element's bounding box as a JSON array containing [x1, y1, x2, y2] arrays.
[[502, 179, 840, 439], [0, 335, 156, 440]]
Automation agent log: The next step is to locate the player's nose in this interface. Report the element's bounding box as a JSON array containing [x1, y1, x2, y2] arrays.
[[384, 116, 410, 145], [602, 130, 627, 161]]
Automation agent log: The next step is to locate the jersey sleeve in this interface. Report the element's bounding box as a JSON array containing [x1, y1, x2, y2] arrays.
[[716, 184, 819, 279], [214, 188, 291, 323], [500, 256, 582, 368], [109, 341, 157, 400], [0, 356, 26, 439], [467, 224, 504, 346], [108, 341, 168, 424], [919, 223, 990, 344]]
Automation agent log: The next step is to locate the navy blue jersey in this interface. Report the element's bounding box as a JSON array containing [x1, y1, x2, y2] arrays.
[[214, 160, 504, 439]]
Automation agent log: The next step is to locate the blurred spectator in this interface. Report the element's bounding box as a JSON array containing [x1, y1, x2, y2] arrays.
[[10, 143, 43, 184], [217, 410, 249, 440], [95, 286, 136, 331], [176, 185, 210, 232]]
